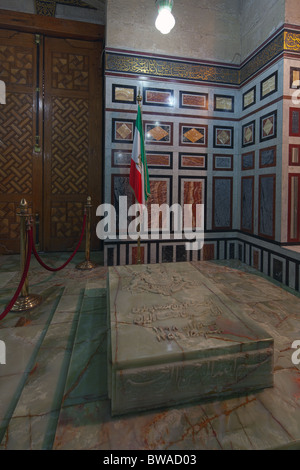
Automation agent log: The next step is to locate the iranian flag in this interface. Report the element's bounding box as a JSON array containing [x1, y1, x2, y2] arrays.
[[129, 104, 150, 205]]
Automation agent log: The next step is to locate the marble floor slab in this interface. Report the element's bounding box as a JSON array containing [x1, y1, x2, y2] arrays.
[[0, 253, 300, 450]]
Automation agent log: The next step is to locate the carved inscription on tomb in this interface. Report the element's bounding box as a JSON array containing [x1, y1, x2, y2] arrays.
[[131, 299, 223, 342], [123, 266, 198, 296], [114, 348, 274, 414]]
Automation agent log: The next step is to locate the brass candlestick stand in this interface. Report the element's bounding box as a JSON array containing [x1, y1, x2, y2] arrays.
[[11, 199, 42, 312], [76, 196, 97, 270]]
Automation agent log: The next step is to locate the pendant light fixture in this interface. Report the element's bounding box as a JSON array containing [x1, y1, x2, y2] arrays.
[[155, 0, 175, 35]]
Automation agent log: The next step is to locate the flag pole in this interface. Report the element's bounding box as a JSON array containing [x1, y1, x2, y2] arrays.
[[136, 90, 142, 265]]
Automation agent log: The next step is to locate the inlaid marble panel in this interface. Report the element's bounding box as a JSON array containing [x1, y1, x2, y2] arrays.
[[146, 177, 171, 230], [243, 86, 256, 110], [242, 120, 255, 147], [111, 174, 135, 228], [241, 176, 254, 233], [259, 146, 276, 168], [213, 155, 233, 171], [179, 91, 208, 109], [203, 244, 215, 260], [259, 174, 275, 239], [213, 177, 232, 229], [290, 108, 300, 137], [144, 121, 173, 145], [179, 178, 205, 230], [146, 152, 172, 168], [214, 94, 234, 112], [289, 145, 300, 166], [112, 119, 135, 143], [179, 153, 207, 170], [213, 126, 234, 149], [290, 67, 300, 89], [112, 84, 136, 103], [242, 151, 255, 170], [260, 72, 278, 100], [111, 149, 131, 167], [179, 124, 208, 147], [260, 110, 277, 142], [143, 87, 174, 107]]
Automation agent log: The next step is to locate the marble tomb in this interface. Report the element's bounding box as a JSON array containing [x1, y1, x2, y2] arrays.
[[107, 262, 274, 416]]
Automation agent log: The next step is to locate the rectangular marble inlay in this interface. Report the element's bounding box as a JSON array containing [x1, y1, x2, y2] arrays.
[[107, 263, 274, 416]]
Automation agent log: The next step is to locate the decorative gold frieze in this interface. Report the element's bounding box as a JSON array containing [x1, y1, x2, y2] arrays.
[[106, 53, 239, 85], [284, 31, 300, 52], [106, 29, 290, 86]]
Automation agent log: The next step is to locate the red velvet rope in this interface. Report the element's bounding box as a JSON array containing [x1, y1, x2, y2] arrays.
[[31, 213, 87, 272], [0, 212, 87, 321], [0, 227, 33, 321]]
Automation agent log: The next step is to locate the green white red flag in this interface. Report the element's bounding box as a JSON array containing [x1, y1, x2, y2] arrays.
[[129, 104, 150, 205]]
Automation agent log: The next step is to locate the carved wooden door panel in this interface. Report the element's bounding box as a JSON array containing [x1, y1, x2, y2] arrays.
[[0, 30, 43, 254], [43, 37, 102, 252]]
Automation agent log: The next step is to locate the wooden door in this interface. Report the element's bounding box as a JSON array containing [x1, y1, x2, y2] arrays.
[[43, 36, 102, 252], [0, 30, 43, 254], [0, 29, 103, 254]]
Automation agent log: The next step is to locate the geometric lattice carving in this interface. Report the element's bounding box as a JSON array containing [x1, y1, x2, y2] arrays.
[[0, 93, 33, 194], [51, 201, 84, 239], [0, 45, 33, 86], [51, 97, 88, 195], [51, 52, 89, 91]]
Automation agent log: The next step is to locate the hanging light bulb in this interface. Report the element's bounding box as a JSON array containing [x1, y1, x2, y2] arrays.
[[155, 0, 175, 35]]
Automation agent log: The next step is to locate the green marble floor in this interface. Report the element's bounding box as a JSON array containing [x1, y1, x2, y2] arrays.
[[0, 253, 300, 450]]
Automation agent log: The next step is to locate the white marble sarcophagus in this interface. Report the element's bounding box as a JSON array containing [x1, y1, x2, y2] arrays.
[[107, 262, 273, 416]]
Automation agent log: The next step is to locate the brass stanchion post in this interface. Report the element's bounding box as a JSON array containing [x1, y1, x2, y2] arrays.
[[136, 90, 143, 265], [11, 199, 42, 312], [76, 196, 97, 270]]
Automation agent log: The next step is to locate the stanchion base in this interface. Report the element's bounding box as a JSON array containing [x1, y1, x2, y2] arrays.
[[76, 260, 97, 270], [11, 294, 42, 312]]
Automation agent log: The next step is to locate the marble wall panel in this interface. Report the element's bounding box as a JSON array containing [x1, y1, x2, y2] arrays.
[[242, 120, 256, 147], [241, 176, 254, 233], [144, 121, 173, 145], [179, 91, 208, 110], [143, 88, 174, 107], [260, 71, 278, 100], [213, 177, 232, 229], [259, 146, 277, 168], [203, 243, 215, 260], [259, 175, 276, 239], [179, 178, 205, 231], [289, 107, 300, 137], [213, 126, 234, 149], [213, 155, 233, 171], [146, 152, 172, 169], [112, 84, 136, 104], [214, 94, 235, 113], [112, 119, 135, 143], [260, 110, 277, 142], [289, 144, 300, 166], [179, 153, 207, 170], [242, 151, 255, 170], [179, 124, 208, 147]]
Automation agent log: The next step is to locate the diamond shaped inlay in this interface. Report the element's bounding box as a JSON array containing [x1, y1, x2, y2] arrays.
[[184, 128, 204, 143], [263, 118, 273, 136], [148, 126, 169, 141], [244, 127, 253, 142], [217, 130, 230, 145], [117, 123, 132, 140]]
